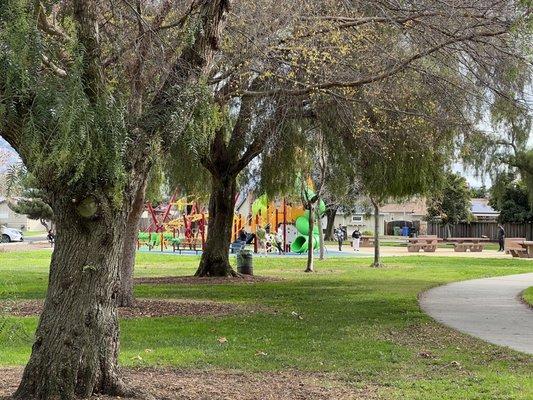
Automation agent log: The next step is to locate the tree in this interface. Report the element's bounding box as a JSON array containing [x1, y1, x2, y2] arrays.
[[471, 185, 489, 199], [427, 173, 473, 237], [0, 1, 229, 398], [175, 0, 532, 276], [489, 172, 533, 223], [3, 165, 54, 230]]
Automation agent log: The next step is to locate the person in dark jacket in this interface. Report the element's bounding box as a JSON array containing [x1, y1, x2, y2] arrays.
[[497, 224, 505, 252], [334, 224, 346, 251], [352, 228, 361, 252], [238, 228, 247, 243]]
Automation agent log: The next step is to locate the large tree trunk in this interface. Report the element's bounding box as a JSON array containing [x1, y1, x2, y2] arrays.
[[195, 174, 238, 277], [305, 203, 315, 273], [323, 206, 338, 240], [372, 202, 382, 268], [14, 205, 134, 400], [117, 182, 147, 307]]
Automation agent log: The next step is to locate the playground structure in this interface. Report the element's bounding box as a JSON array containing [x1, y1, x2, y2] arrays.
[[137, 186, 325, 254], [233, 195, 303, 253], [138, 195, 207, 253]]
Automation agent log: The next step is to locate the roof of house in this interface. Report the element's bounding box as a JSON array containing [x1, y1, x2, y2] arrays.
[[470, 198, 499, 216], [380, 198, 427, 215]]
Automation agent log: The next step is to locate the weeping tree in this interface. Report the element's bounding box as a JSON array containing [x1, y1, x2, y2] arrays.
[[0, 1, 229, 398], [167, 0, 531, 277], [311, 55, 498, 266]]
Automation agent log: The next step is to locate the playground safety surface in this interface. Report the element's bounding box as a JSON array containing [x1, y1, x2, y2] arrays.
[[0, 367, 378, 400]]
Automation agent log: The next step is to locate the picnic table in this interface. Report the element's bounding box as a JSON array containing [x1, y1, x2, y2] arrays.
[[447, 237, 489, 252], [515, 241, 533, 258], [407, 236, 442, 253], [505, 238, 526, 255]]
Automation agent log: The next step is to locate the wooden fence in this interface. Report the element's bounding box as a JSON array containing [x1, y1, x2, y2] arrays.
[[427, 222, 533, 240]]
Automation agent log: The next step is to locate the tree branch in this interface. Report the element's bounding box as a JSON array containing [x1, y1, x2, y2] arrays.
[[37, 2, 71, 43], [241, 28, 510, 98]]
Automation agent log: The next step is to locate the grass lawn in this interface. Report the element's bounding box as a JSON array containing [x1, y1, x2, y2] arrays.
[[327, 240, 500, 251], [0, 250, 532, 399], [522, 287, 533, 307], [21, 230, 46, 237]]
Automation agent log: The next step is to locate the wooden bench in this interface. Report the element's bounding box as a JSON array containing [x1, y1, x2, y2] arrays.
[[174, 237, 202, 254], [407, 236, 440, 253]]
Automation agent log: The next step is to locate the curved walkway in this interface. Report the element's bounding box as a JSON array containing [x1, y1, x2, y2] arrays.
[[419, 273, 533, 355]]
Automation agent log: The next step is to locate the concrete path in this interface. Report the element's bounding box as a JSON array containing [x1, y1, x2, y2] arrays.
[[419, 273, 533, 355]]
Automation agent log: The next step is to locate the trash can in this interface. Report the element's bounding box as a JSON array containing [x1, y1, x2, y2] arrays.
[[237, 249, 253, 275]]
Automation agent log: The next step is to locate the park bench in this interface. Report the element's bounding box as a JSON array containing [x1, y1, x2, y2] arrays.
[[174, 237, 202, 254], [447, 237, 488, 252], [407, 235, 440, 253]]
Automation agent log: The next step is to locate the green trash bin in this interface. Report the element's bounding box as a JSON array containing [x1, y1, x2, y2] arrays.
[[237, 249, 253, 275]]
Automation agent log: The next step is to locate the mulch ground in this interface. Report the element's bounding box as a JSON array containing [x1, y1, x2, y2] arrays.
[[0, 299, 272, 319], [0, 367, 378, 399], [133, 275, 281, 285]]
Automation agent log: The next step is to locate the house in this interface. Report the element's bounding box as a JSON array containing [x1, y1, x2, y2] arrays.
[[332, 198, 428, 236], [470, 198, 499, 221], [0, 197, 45, 231]]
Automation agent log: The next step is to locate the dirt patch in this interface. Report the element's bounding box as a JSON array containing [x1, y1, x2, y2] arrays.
[[382, 322, 532, 365], [0, 367, 377, 400], [134, 275, 281, 286], [0, 242, 51, 253], [0, 299, 271, 319]]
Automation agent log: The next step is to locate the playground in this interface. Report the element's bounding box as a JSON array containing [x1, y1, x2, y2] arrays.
[[137, 188, 327, 256]]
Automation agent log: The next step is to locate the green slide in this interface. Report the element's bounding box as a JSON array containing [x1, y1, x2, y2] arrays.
[[291, 189, 326, 253]]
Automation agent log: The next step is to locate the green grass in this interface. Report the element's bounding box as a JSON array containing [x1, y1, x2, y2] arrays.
[[1, 250, 532, 399], [22, 230, 46, 237], [522, 287, 533, 307]]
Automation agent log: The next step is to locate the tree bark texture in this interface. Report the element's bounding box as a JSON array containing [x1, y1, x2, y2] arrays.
[[195, 174, 238, 277], [117, 180, 148, 308], [318, 198, 325, 261], [372, 202, 382, 268], [323, 206, 338, 241], [14, 205, 132, 400], [305, 203, 315, 273]]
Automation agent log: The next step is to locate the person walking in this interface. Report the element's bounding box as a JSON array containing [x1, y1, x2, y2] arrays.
[[334, 224, 346, 251], [352, 228, 361, 252], [497, 224, 505, 252]]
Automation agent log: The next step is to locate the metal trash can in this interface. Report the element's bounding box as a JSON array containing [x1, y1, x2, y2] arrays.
[[237, 249, 253, 275]]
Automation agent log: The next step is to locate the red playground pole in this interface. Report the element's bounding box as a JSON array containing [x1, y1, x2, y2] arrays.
[[200, 213, 206, 250], [283, 198, 287, 252]]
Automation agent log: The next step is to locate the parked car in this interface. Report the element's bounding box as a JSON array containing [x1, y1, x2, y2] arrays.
[[1, 225, 24, 243]]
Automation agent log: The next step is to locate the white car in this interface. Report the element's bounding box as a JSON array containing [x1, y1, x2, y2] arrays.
[[1, 226, 24, 243]]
